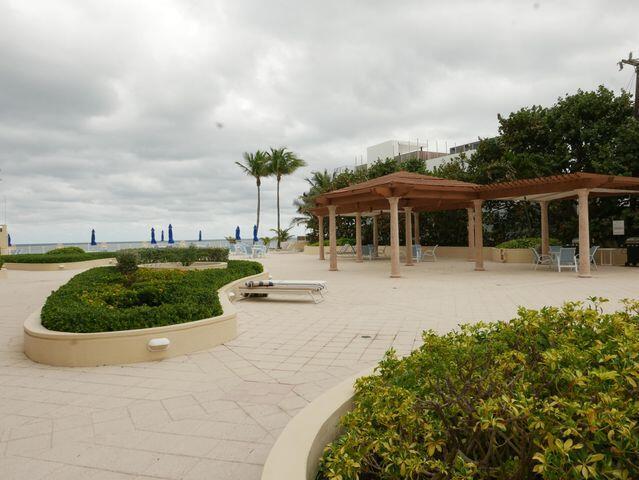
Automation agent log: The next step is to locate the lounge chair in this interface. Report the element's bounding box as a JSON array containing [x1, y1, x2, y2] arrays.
[[236, 280, 327, 303], [231, 243, 250, 257], [422, 245, 438, 262], [531, 248, 552, 270], [555, 247, 578, 272]]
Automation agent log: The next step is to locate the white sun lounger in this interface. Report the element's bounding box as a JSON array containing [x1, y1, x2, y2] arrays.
[[236, 280, 327, 303]]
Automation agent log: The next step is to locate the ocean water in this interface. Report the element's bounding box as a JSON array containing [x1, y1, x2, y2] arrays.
[[10, 239, 245, 254]]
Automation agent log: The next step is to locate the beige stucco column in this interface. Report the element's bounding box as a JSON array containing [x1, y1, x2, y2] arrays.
[[317, 215, 325, 260], [467, 207, 475, 262], [577, 189, 591, 278], [413, 212, 420, 246], [355, 212, 363, 263], [540, 201, 549, 256], [372, 214, 379, 258], [328, 205, 338, 271], [473, 199, 484, 271], [388, 197, 401, 278], [404, 207, 413, 266]]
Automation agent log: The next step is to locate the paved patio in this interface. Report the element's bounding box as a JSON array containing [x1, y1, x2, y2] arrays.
[[1, 254, 638, 479]]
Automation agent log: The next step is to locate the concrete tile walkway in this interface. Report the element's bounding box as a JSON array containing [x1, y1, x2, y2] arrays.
[[0, 255, 638, 479]]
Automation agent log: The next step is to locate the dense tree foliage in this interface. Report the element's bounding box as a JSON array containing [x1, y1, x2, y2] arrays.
[[296, 86, 639, 246]]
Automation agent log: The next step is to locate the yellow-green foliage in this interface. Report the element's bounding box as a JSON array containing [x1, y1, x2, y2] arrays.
[[319, 299, 639, 480]]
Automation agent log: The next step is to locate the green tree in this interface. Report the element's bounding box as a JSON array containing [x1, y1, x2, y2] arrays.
[[266, 147, 306, 248], [235, 150, 269, 233]]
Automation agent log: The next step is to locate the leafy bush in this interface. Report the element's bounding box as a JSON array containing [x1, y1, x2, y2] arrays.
[[496, 237, 562, 249], [115, 251, 139, 276], [46, 246, 85, 255], [308, 237, 355, 246], [131, 247, 229, 265], [319, 299, 639, 480], [0, 252, 115, 264], [41, 260, 263, 333]]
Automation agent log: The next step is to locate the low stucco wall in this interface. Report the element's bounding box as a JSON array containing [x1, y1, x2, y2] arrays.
[[4, 257, 116, 271], [23, 270, 268, 367], [262, 368, 373, 480], [139, 261, 227, 270]]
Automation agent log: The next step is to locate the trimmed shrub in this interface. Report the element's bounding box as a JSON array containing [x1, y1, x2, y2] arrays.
[[46, 246, 85, 255], [40, 260, 263, 333], [131, 247, 229, 265], [496, 237, 562, 249], [319, 299, 639, 480], [0, 252, 115, 264], [115, 251, 139, 276]]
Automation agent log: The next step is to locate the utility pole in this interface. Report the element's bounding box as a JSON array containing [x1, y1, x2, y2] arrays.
[[619, 52, 639, 119]]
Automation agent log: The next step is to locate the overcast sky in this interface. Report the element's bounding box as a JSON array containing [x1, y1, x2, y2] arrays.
[[0, 0, 637, 244]]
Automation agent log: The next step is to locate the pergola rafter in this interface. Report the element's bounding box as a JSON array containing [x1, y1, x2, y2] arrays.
[[311, 171, 639, 278]]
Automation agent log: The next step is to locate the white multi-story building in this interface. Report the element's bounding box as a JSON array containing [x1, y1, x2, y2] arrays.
[[366, 140, 444, 163]]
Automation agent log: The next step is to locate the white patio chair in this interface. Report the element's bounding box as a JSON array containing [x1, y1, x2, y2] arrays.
[[555, 247, 578, 272], [576, 245, 599, 270], [412, 244, 423, 262], [530, 248, 552, 270], [362, 244, 374, 260], [422, 245, 438, 262]]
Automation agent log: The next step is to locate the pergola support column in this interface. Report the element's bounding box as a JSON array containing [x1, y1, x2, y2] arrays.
[[473, 199, 484, 271], [388, 197, 401, 278], [328, 205, 338, 271], [540, 201, 549, 256], [355, 212, 363, 263], [577, 189, 591, 278], [317, 215, 325, 260], [467, 207, 475, 262], [404, 207, 413, 266], [372, 214, 379, 258]]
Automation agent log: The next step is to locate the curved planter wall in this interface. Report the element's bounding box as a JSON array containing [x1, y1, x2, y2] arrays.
[[262, 367, 373, 480], [4, 257, 116, 271], [23, 271, 268, 367]]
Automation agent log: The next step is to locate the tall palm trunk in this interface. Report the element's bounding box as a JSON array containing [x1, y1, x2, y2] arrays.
[[276, 176, 281, 249], [256, 178, 261, 234]]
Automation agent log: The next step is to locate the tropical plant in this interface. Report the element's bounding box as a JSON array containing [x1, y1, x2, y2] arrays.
[[319, 298, 639, 480], [235, 150, 269, 233], [270, 227, 293, 245], [266, 147, 306, 248], [224, 236, 237, 245], [259, 236, 273, 247]]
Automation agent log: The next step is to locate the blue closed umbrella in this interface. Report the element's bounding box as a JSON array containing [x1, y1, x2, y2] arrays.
[[90, 229, 97, 246], [253, 225, 258, 243], [151, 227, 157, 244], [161, 230, 164, 242], [235, 226, 241, 241], [168, 224, 174, 244], [198, 230, 202, 242], [8, 234, 11, 247]]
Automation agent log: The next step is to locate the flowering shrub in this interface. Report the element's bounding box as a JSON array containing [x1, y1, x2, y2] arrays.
[[319, 299, 639, 480]]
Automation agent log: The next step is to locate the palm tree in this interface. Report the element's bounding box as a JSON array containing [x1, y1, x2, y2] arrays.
[[266, 147, 306, 248], [270, 227, 294, 246], [291, 170, 338, 228], [235, 150, 269, 234]]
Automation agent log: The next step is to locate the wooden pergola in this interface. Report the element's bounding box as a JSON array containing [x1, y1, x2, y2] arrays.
[[312, 171, 639, 278]]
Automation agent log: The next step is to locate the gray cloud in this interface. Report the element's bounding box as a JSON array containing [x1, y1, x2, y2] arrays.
[[0, 0, 637, 243]]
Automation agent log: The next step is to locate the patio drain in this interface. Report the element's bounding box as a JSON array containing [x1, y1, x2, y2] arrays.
[[360, 335, 372, 338]]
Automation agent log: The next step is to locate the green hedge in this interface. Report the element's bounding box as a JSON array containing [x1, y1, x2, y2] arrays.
[[495, 237, 562, 249], [308, 238, 355, 247], [129, 247, 229, 265], [41, 260, 262, 333], [1, 252, 115, 264], [47, 246, 85, 255], [319, 299, 639, 480]]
